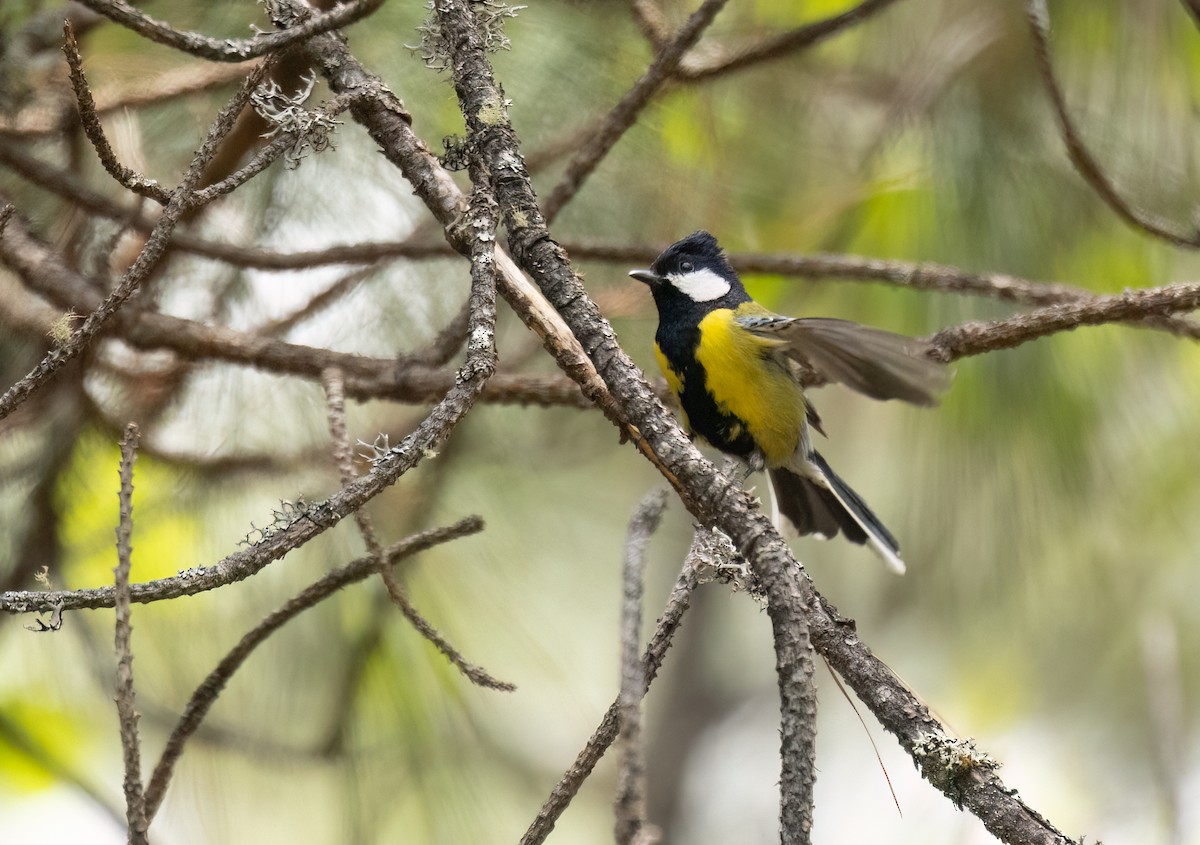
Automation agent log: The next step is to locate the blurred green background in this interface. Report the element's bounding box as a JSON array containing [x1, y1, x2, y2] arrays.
[[2, 0, 1199, 843]]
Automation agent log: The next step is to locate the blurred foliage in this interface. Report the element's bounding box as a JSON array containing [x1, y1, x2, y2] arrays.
[[2, 0, 1200, 843]]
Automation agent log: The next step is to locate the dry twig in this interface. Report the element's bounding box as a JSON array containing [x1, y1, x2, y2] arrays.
[[615, 490, 669, 845], [541, 0, 729, 223], [322, 368, 513, 691], [74, 0, 384, 63], [677, 0, 904, 80], [63, 23, 171, 204], [113, 422, 148, 845], [140, 516, 485, 820], [521, 528, 710, 845], [1026, 0, 1200, 249]]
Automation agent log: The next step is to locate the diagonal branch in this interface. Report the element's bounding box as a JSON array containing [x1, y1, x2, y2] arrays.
[[540, 0, 729, 223], [520, 527, 711, 845], [140, 516, 484, 821], [433, 2, 820, 842], [63, 22, 171, 204], [423, 3, 1078, 842], [322, 368, 513, 691], [677, 0, 905, 80]]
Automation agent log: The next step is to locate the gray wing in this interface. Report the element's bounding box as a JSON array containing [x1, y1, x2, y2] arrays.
[[738, 315, 950, 406]]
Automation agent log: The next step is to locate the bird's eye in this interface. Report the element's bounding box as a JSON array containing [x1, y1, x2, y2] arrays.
[[680, 261, 694, 272]]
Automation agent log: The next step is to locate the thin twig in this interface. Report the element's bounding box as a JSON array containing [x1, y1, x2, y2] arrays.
[[521, 528, 710, 845], [372, 168, 512, 691], [0, 60, 274, 422], [254, 264, 380, 337], [114, 422, 148, 845], [74, 0, 385, 63], [322, 367, 513, 691], [0, 203, 592, 413], [615, 489, 669, 845], [316, 414, 471, 756], [0, 293, 513, 620], [140, 516, 485, 821], [1026, 0, 1200, 249], [540, 0, 730, 223], [63, 22, 171, 204], [677, 0, 904, 80]]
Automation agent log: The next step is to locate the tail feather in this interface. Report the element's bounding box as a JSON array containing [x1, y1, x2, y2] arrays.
[[768, 452, 905, 574]]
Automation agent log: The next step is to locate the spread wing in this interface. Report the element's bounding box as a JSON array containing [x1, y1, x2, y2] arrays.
[[737, 315, 950, 406]]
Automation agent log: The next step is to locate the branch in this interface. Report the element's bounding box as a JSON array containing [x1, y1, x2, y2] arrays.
[[140, 516, 485, 821], [677, 0, 905, 80], [426, 4, 824, 840], [395, 295, 473, 371], [182, 88, 360, 209], [0, 211, 597, 411], [63, 22, 171, 204], [931, 281, 1200, 361], [1026, 0, 1200, 249], [322, 368, 513, 691], [615, 489, 669, 845], [0, 60, 274, 422], [540, 0, 729, 223], [299, 11, 632, 438], [113, 422, 148, 845], [73, 0, 385, 63], [520, 528, 711, 845]]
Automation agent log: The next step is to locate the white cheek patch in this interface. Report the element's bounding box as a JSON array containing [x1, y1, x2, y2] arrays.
[[667, 268, 731, 302]]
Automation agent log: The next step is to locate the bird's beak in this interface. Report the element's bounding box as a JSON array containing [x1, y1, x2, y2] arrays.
[[629, 269, 660, 286]]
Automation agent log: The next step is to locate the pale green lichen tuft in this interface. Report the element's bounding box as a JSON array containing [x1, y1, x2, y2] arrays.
[[408, 1, 527, 72], [47, 310, 80, 346]]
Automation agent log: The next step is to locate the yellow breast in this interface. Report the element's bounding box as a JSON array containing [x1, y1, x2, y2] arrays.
[[694, 308, 807, 465]]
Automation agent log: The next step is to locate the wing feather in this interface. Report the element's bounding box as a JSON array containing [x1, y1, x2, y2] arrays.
[[738, 315, 950, 406]]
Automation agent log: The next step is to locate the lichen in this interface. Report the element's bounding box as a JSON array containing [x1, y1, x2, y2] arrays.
[[409, 1, 527, 72]]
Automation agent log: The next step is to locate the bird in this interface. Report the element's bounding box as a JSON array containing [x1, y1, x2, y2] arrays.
[[629, 231, 950, 574]]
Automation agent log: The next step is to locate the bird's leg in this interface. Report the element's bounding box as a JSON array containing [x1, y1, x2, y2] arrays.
[[740, 452, 765, 484], [719, 454, 764, 504]]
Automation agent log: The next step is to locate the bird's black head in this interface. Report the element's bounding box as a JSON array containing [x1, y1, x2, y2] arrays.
[[629, 231, 750, 314]]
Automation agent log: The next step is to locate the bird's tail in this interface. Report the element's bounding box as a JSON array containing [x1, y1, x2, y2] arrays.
[[768, 451, 905, 574]]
